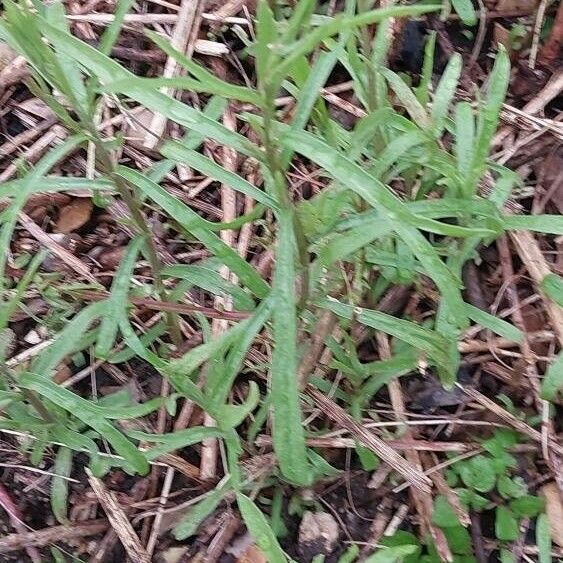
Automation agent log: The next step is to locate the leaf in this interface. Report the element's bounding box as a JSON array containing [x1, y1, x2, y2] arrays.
[[162, 263, 256, 311], [205, 297, 273, 410], [255, 0, 278, 83], [416, 32, 436, 106], [116, 166, 269, 298], [95, 237, 144, 358], [18, 372, 149, 474], [431, 54, 462, 137], [451, 0, 477, 25], [160, 142, 276, 208], [495, 506, 520, 541], [277, 126, 468, 331], [174, 481, 232, 540], [236, 493, 287, 563], [455, 102, 475, 183], [51, 447, 72, 524], [465, 304, 523, 342], [465, 47, 510, 195], [273, 5, 441, 85], [541, 274, 563, 306], [497, 475, 527, 499], [432, 495, 461, 528], [2, 177, 113, 197], [317, 297, 459, 384], [39, 22, 262, 160], [540, 352, 563, 402], [510, 495, 545, 518], [503, 215, 563, 235], [130, 426, 223, 460], [280, 49, 340, 169], [365, 545, 419, 563], [536, 513, 552, 563], [31, 301, 107, 377], [380, 67, 430, 127], [98, 0, 134, 55], [458, 455, 496, 492], [281, 0, 316, 43], [270, 210, 311, 486]]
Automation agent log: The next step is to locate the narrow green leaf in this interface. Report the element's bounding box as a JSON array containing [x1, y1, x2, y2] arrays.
[[503, 215, 563, 235], [95, 237, 144, 359], [451, 0, 477, 25], [255, 0, 279, 83], [536, 513, 552, 563], [415, 32, 436, 106], [206, 297, 273, 410], [431, 54, 462, 136], [380, 67, 430, 128], [455, 101, 475, 182], [31, 301, 107, 377], [19, 372, 149, 474], [132, 427, 224, 460], [236, 493, 287, 563], [174, 480, 231, 540], [541, 353, 562, 401], [318, 297, 459, 383], [465, 304, 523, 342], [51, 447, 72, 524], [116, 166, 269, 298], [40, 23, 261, 159], [466, 47, 510, 194], [160, 142, 277, 208], [98, 0, 134, 55], [282, 0, 316, 43], [365, 545, 418, 563], [163, 264, 256, 311], [278, 126, 467, 329], [2, 177, 113, 198], [495, 506, 519, 541], [541, 274, 563, 306], [273, 5, 441, 84], [270, 211, 311, 485]]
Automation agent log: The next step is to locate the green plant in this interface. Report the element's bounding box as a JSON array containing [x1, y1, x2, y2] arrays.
[[0, 0, 562, 558]]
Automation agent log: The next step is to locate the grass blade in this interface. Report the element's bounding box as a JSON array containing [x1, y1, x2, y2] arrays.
[[236, 493, 287, 563], [465, 304, 523, 342], [51, 447, 72, 524], [431, 54, 462, 137], [502, 215, 563, 235], [160, 142, 277, 208], [31, 301, 107, 377], [380, 67, 430, 128], [95, 237, 144, 359]]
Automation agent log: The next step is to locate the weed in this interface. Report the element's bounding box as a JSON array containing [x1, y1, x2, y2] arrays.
[[0, 0, 561, 560]]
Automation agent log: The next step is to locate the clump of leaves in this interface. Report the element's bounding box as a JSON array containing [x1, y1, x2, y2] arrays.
[[0, 0, 562, 558]]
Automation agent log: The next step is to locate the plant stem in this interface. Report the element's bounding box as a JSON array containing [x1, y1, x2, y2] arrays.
[[260, 86, 310, 305]]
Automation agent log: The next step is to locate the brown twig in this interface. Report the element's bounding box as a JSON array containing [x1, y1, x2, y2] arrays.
[[67, 288, 252, 321], [0, 480, 41, 562], [0, 519, 108, 554], [86, 469, 151, 563], [305, 386, 432, 492]]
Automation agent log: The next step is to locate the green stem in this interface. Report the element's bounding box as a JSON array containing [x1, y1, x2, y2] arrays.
[[261, 87, 310, 305]]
